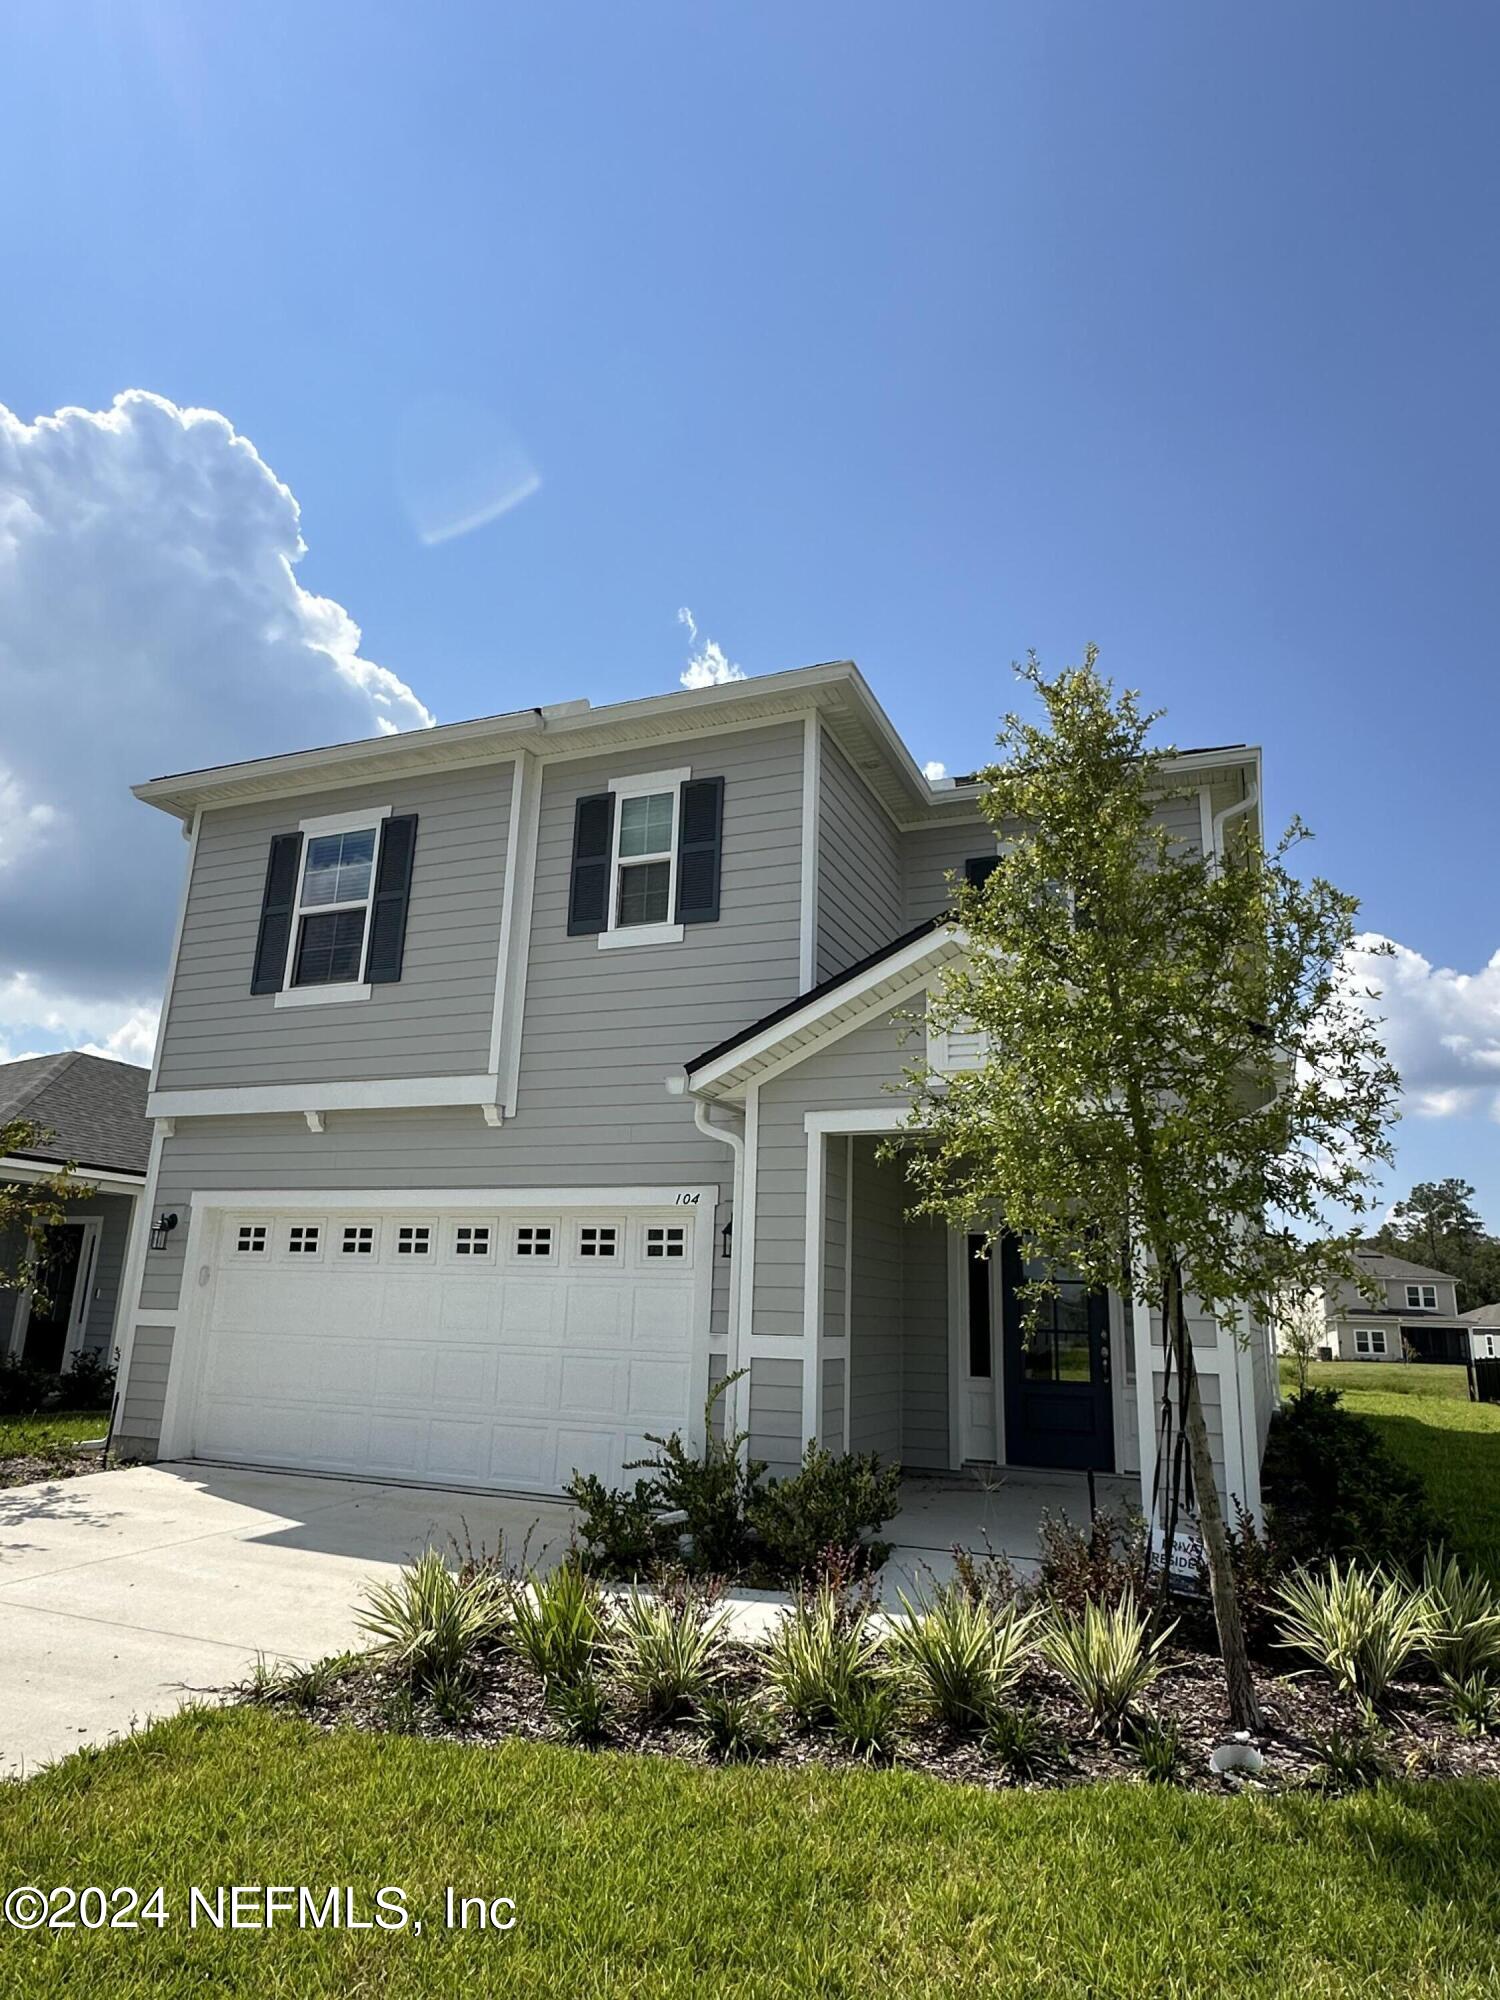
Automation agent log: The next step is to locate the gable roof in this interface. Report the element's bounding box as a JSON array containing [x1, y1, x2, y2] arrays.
[[1352, 1246, 1459, 1284], [0, 1052, 150, 1177], [1460, 1302, 1500, 1329]]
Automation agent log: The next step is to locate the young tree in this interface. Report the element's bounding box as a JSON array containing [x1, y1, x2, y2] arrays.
[[1276, 1288, 1326, 1398], [901, 651, 1399, 1730], [1, 1120, 89, 1312]]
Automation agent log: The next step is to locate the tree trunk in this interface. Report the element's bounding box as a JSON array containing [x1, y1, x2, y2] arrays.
[[1168, 1279, 1263, 1732]]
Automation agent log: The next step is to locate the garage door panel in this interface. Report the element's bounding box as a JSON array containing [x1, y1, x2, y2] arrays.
[[192, 1200, 700, 1495]]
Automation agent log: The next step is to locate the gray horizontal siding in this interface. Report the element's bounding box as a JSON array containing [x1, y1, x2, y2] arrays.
[[821, 1356, 846, 1452], [902, 817, 992, 929], [116, 1322, 173, 1453], [901, 1208, 949, 1470], [749, 1356, 803, 1481], [816, 733, 902, 981], [155, 764, 513, 1090], [77, 1192, 135, 1357]]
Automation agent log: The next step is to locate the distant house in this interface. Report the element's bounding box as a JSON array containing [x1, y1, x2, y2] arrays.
[[1459, 1303, 1500, 1364], [0, 1053, 149, 1375], [1309, 1247, 1471, 1365]]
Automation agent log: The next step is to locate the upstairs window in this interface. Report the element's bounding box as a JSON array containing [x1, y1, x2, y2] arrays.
[[1405, 1284, 1437, 1310], [614, 790, 676, 929], [292, 828, 377, 987], [567, 771, 724, 946]]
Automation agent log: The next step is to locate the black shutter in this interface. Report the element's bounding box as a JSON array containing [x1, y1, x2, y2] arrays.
[[964, 854, 1000, 891], [250, 833, 303, 994], [676, 776, 724, 924], [366, 814, 418, 984], [567, 793, 615, 936]]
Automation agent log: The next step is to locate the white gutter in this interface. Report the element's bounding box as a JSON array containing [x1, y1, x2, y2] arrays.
[[1211, 775, 1261, 862]]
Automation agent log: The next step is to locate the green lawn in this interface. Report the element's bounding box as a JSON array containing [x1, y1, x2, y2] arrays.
[[0, 1708, 1496, 1997], [1278, 1359, 1500, 1578], [0, 1411, 105, 1481]]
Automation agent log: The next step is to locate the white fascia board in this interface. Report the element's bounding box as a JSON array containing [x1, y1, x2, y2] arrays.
[[147, 1074, 502, 1119], [686, 927, 966, 1098], [803, 1107, 915, 1135], [0, 1156, 147, 1194], [187, 1185, 718, 1213]]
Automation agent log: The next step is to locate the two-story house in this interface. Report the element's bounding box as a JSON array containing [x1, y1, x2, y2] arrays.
[[109, 662, 1277, 1527], [1315, 1247, 1470, 1364]]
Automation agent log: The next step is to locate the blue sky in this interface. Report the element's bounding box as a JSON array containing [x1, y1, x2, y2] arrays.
[[2, 1, 1498, 1220]]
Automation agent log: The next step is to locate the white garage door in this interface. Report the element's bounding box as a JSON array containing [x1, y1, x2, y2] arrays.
[[189, 1202, 703, 1493]]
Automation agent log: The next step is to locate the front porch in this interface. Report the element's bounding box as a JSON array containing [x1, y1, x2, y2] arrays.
[[882, 1467, 1139, 1602]]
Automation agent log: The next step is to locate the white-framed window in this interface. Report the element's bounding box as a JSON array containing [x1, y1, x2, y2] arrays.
[[396, 1225, 432, 1257], [454, 1225, 492, 1258], [578, 1224, 619, 1260], [644, 1224, 687, 1261], [1354, 1328, 1387, 1355], [275, 807, 389, 1007], [235, 1224, 268, 1255], [341, 1225, 375, 1256], [1405, 1284, 1437, 1310], [287, 1224, 321, 1256], [514, 1225, 554, 1259], [600, 768, 689, 950]]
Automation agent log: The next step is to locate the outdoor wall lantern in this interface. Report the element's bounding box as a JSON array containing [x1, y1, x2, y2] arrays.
[[149, 1211, 179, 1252], [721, 1219, 733, 1259]]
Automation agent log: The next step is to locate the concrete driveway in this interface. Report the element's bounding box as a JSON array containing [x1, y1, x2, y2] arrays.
[[0, 1461, 576, 1778]]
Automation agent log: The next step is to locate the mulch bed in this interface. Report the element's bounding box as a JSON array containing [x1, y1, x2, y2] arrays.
[[248, 1640, 1500, 1794], [0, 1453, 98, 1491]]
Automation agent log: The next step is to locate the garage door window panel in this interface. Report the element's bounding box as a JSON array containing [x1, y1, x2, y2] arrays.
[[514, 1225, 555, 1261], [577, 1225, 619, 1262], [341, 1224, 376, 1256]]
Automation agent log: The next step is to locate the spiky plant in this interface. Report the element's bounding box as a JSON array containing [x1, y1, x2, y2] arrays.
[[1274, 1561, 1432, 1705], [696, 1688, 783, 1763], [355, 1549, 508, 1692], [1039, 1592, 1173, 1735], [1421, 1551, 1500, 1684], [604, 1586, 730, 1720], [509, 1561, 607, 1689], [883, 1584, 1039, 1731], [762, 1582, 884, 1730]]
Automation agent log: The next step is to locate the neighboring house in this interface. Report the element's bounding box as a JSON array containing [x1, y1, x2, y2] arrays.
[[1312, 1247, 1471, 1364], [109, 661, 1276, 1524], [1459, 1303, 1500, 1363], [0, 1052, 150, 1373]]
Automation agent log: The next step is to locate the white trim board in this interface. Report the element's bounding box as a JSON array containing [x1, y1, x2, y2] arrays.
[[147, 1074, 502, 1120], [0, 1157, 146, 1196], [182, 1185, 719, 1214], [798, 713, 821, 990]]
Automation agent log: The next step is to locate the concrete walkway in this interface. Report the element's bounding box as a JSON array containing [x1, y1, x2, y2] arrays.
[[0, 1461, 576, 1777], [0, 1459, 1133, 1776]]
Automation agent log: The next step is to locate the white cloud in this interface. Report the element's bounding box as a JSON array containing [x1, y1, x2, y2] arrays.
[[1344, 933, 1500, 1119], [0, 390, 435, 1062], [923, 760, 947, 782], [676, 605, 746, 689]]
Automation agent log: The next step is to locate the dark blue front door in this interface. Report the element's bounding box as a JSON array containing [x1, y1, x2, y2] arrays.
[[1000, 1237, 1114, 1472]]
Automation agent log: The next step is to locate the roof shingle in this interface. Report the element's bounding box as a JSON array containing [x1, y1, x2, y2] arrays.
[[0, 1052, 150, 1176]]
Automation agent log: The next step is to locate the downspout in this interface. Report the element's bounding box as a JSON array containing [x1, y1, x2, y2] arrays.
[[1210, 777, 1260, 865], [693, 1098, 747, 1431]]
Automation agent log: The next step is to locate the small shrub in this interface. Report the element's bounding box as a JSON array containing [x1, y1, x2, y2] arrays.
[[1036, 1507, 1148, 1615], [1128, 1714, 1183, 1785], [697, 1689, 782, 1763], [763, 1581, 884, 1730], [242, 1650, 361, 1711], [60, 1349, 116, 1412], [1441, 1672, 1500, 1738], [0, 1354, 57, 1417], [883, 1584, 1039, 1731], [356, 1549, 509, 1693], [545, 1669, 611, 1746], [747, 1444, 902, 1580], [827, 1679, 901, 1762], [510, 1561, 606, 1689], [425, 1665, 478, 1727], [950, 1538, 1021, 1611], [1306, 1722, 1390, 1792], [982, 1702, 1055, 1779], [605, 1586, 730, 1721], [1040, 1592, 1172, 1735], [1263, 1387, 1449, 1572], [1274, 1561, 1432, 1705], [1421, 1551, 1500, 1684], [565, 1474, 666, 1577], [626, 1371, 766, 1575]]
